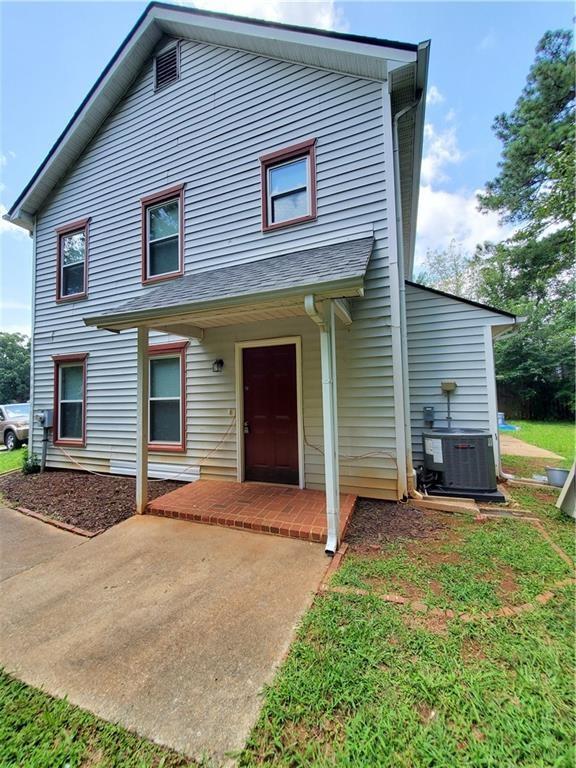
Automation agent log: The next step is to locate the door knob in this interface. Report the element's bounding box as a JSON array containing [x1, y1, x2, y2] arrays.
[[243, 421, 250, 434]]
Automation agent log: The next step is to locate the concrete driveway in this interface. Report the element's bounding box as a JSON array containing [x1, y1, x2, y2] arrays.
[[0, 505, 82, 580], [0, 512, 326, 764]]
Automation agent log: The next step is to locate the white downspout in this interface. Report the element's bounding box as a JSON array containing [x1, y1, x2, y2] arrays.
[[135, 326, 149, 513], [382, 87, 408, 498], [305, 295, 340, 555], [29, 218, 37, 459], [391, 92, 422, 498]]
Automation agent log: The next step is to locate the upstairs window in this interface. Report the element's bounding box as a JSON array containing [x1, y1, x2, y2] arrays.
[[56, 219, 89, 301], [53, 353, 87, 446], [154, 44, 180, 90], [141, 185, 184, 283], [148, 341, 187, 452], [261, 139, 317, 231]]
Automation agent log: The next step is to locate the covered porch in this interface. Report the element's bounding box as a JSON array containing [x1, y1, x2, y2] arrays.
[[147, 479, 357, 543], [84, 237, 374, 553]]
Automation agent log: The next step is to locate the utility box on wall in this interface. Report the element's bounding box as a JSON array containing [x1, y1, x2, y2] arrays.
[[36, 409, 54, 429]]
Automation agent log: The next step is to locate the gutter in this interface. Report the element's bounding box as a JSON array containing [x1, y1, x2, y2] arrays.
[[84, 276, 365, 330]]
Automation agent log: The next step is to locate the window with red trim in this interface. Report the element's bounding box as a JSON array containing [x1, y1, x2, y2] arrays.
[[148, 342, 187, 452], [141, 185, 184, 283], [56, 219, 89, 301], [260, 139, 317, 231], [53, 354, 88, 446]]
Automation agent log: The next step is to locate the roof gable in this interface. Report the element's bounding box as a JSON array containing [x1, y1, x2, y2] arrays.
[[6, 2, 420, 230]]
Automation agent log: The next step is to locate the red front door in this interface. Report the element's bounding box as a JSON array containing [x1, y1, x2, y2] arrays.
[[242, 344, 299, 485]]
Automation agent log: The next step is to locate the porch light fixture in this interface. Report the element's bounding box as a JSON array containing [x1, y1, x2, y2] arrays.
[[212, 359, 224, 373]]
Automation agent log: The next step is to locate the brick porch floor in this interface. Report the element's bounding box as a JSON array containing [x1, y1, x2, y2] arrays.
[[146, 480, 357, 544]]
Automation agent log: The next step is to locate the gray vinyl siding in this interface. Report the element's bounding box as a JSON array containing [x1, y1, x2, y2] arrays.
[[31, 38, 400, 499], [406, 283, 502, 466]]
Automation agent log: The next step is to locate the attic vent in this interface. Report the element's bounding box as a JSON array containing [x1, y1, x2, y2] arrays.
[[154, 45, 179, 90]]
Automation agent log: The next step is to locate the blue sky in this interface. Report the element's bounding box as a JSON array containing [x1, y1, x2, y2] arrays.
[[1, 1, 572, 336]]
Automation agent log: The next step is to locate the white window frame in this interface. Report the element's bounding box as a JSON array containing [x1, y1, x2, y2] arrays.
[[148, 353, 182, 446], [146, 198, 181, 279], [266, 156, 311, 226], [58, 363, 84, 441]]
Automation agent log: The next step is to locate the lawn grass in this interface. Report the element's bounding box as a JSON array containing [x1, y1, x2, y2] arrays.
[[240, 501, 575, 767], [332, 515, 571, 612], [501, 453, 552, 479], [510, 420, 575, 466], [0, 670, 201, 767], [0, 447, 24, 474], [505, 484, 575, 563]]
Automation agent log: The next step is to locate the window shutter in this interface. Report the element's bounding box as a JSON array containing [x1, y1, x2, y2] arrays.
[[155, 45, 179, 90]]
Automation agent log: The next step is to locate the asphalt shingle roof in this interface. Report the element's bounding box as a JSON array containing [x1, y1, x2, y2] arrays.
[[91, 237, 374, 323]]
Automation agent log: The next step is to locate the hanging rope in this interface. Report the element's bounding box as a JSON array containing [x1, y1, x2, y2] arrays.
[[55, 416, 237, 483], [303, 433, 399, 469]]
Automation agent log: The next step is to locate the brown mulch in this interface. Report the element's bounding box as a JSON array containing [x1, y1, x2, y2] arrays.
[[344, 497, 447, 553], [0, 469, 184, 532]]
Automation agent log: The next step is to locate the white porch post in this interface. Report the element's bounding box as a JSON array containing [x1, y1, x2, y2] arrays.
[[320, 300, 340, 554], [136, 326, 149, 514]]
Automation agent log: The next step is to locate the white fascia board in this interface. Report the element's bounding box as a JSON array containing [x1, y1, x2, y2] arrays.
[[84, 278, 365, 331], [155, 6, 417, 69], [8, 4, 417, 227]]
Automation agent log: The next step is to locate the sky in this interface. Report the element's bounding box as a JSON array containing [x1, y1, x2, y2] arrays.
[[1, 0, 572, 336]]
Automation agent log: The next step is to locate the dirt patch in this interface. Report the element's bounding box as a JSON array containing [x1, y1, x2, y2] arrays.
[[345, 498, 447, 553], [498, 566, 519, 596], [403, 611, 449, 636], [0, 469, 184, 532], [415, 702, 438, 725], [461, 640, 487, 662]]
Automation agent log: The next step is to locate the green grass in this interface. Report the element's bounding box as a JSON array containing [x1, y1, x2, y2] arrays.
[[510, 421, 575, 466], [501, 453, 551, 478], [241, 588, 575, 767], [240, 504, 575, 767], [332, 516, 571, 612], [0, 447, 25, 474], [506, 484, 575, 563], [0, 670, 201, 767]]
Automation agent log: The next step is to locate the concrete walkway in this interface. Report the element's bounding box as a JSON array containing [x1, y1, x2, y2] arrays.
[[0, 505, 83, 581], [0, 514, 327, 764], [500, 434, 563, 460]]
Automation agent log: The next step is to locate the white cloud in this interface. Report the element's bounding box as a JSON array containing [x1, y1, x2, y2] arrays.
[[0, 204, 29, 240], [415, 185, 512, 266], [2, 300, 31, 311], [186, 0, 348, 30], [477, 30, 496, 52], [0, 322, 31, 336], [415, 111, 512, 265], [420, 123, 463, 186], [426, 85, 444, 106]]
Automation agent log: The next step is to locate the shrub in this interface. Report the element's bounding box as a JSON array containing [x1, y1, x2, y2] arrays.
[[21, 447, 40, 475]]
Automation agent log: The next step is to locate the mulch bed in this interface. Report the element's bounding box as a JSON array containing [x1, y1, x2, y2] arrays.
[[0, 470, 184, 532], [344, 497, 447, 553]]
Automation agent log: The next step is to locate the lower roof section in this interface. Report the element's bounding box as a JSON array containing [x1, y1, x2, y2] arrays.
[[84, 236, 374, 332]]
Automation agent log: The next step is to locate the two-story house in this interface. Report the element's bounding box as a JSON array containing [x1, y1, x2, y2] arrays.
[[5, 3, 518, 552]]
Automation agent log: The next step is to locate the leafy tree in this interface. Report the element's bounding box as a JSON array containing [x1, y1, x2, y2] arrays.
[[414, 239, 479, 299], [478, 28, 575, 242], [0, 333, 30, 403], [475, 28, 575, 420]]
